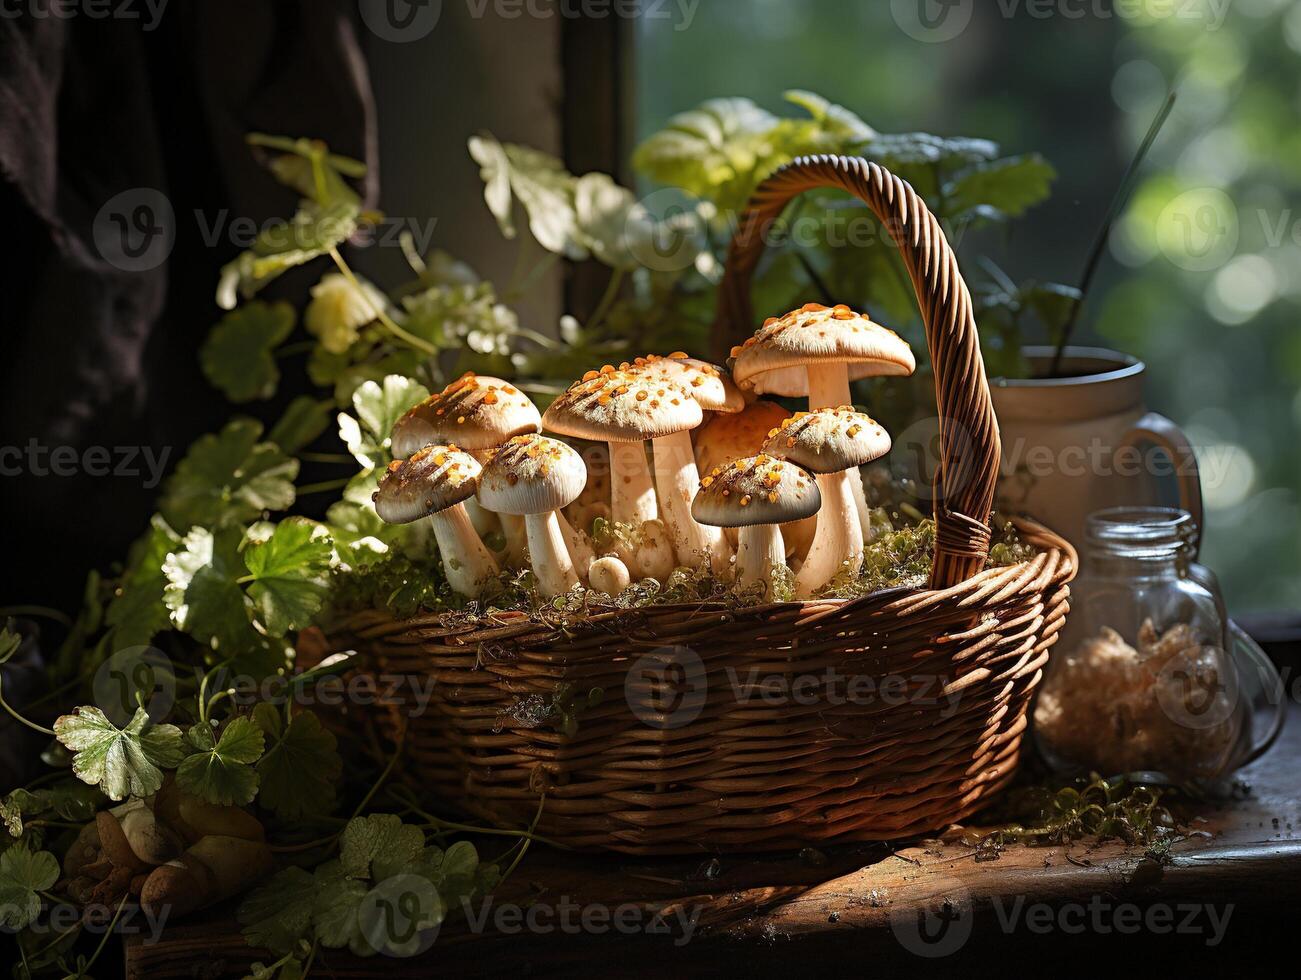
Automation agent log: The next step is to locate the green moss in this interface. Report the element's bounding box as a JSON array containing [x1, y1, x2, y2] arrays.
[[964, 773, 1180, 861]]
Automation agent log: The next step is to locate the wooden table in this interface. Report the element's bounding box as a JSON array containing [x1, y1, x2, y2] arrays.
[[126, 703, 1301, 978]]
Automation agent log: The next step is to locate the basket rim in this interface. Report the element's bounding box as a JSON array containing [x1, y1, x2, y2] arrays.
[[338, 516, 1076, 635]]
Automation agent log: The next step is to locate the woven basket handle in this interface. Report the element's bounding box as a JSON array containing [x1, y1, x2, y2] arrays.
[[712, 154, 1000, 589]]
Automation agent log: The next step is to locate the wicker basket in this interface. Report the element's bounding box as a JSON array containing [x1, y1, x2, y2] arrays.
[[337, 155, 1077, 855]]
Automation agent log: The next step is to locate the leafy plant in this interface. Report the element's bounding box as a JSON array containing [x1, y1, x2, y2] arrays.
[[0, 92, 1076, 975]]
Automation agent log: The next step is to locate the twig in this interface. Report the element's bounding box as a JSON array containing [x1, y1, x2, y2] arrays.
[[1050, 90, 1177, 375]]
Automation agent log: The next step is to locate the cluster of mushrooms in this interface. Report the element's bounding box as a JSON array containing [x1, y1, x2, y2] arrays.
[[374, 302, 916, 603]]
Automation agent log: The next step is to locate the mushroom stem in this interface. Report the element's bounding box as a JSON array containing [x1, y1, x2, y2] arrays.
[[462, 497, 500, 538], [805, 362, 873, 547], [555, 510, 594, 583], [429, 503, 500, 598], [607, 440, 658, 526], [795, 470, 863, 599], [736, 524, 787, 601], [524, 510, 579, 598], [498, 514, 529, 568], [651, 429, 731, 572]]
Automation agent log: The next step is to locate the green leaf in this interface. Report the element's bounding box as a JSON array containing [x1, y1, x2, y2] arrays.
[[200, 301, 297, 403], [176, 717, 265, 807], [325, 500, 393, 569], [105, 516, 180, 651], [339, 814, 425, 881], [163, 526, 259, 652], [338, 375, 430, 471], [310, 860, 369, 953], [784, 89, 876, 143], [159, 420, 298, 532], [239, 865, 318, 955], [944, 154, 1056, 219], [242, 518, 334, 636], [0, 848, 59, 930], [217, 200, 360, 310], [254, 707, 341, 820], [1022, 281, 1082, 334], [468, 134, 586, 258], [268, 397, 335, 455], [632, 97, 784, 210], [53, 707, 185, 801], [1, 783, 103, 839]]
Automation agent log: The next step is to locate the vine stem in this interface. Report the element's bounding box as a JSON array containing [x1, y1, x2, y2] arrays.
[[328, 247, 438, 356], [296, 477, 351, 496], [584, 268, 625, 333], [0, 677, 56, 736]]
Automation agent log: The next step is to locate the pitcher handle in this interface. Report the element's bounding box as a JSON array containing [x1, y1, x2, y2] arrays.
[[1119, 411, 1204, 556]]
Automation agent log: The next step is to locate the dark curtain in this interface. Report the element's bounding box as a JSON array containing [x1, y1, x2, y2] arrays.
[[0, 0, 377, 610]]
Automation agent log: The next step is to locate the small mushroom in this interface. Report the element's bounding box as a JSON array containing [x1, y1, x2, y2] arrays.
[[762, 408, 892, 598], [588, 555, 631, 596], [693, 399, 816, 563], [390, 373, 543, 567], [373, 445, 499, 598], [692, 455, 821, 601], [732, 302, 914, 538], [543, 368, 702, 577], [477, 435, 588, 598], [622, 353, 742, 572]]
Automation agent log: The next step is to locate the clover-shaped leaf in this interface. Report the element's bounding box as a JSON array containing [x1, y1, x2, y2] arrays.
[[53, 707, 185, 801], [217, 200, 360, 310], [0, 848, 59, 930], [243, 518, 334, 636], [176, 717, 265, 807], [253, 704, 342, 820], [201, 301, 297, 402], [159, 420, 298, 532]]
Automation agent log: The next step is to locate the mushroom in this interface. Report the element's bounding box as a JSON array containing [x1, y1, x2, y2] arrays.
[[692, 455, 821, 601], [621, 353, 743, 572], [478, 435, 588, 599], [692, 399, 817, 563], [390, 372, 543, 566], [542, 368, 701, 576], [731, 302, 914, 540], [762, 408, 892, 598], [373, 444, 499, 598], [588, 555, 631, 596]]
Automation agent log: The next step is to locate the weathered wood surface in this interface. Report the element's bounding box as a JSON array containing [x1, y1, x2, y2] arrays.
[[125, 704, 1301, 977]]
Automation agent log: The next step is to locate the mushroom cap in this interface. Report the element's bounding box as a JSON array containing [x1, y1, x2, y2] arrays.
[[391, 373, 540, 458], [692, 454, 822, 529], [620, 353, 744, 414], [693, 399, 791, 476], [761, 407, 892, 474], [477, 434, 588, 515], [542, 368, 702, 443], [730, 302, 916, 396], [373, 445, 481, 524]]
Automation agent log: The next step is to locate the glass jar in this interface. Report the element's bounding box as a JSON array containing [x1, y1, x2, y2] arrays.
[[1033, 507, 1282, 784]]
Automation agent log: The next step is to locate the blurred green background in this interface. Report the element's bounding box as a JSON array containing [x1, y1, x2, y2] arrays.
[[637, 0, 1301, 612]]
